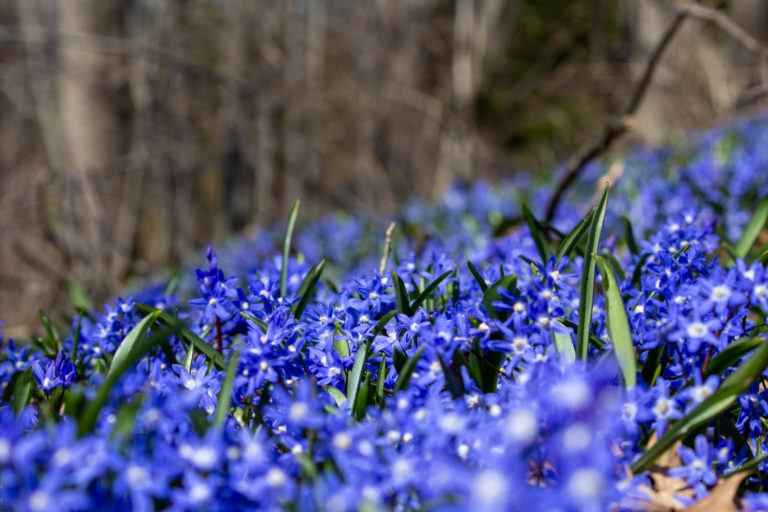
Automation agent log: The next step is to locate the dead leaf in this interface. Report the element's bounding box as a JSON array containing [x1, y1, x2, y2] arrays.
[[682, 472, 749, 512], [635, 434, 692, 511]]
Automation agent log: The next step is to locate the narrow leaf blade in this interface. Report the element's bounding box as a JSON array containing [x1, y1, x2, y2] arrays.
[[576, 183, 609, 360], [394, 345, 425, 392], [108, 311, 160, 379], [280, 198, 301, 297], [735, 196, 768, 259], [213, 348, 240, 428], [410, 270, 453, 312], [522, 203, 552, 263], [593, 253, 636, 388], [290, 259, 326, 318], [556, 208, 595, 263], [631, 339, 768, 473]]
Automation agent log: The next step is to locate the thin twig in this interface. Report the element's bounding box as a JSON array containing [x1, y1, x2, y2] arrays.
[[379, 222, 396, 275]]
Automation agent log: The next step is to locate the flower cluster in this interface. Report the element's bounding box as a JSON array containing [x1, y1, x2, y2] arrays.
[[3, 113, 768, 510]]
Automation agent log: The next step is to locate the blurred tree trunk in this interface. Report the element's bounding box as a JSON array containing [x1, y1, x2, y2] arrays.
[[58, 0, 131, 287], [626, 0, 765, 143], [436, 0, 505, 194]]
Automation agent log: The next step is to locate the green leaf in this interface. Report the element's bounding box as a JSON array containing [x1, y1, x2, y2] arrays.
[[467, 261, 488, 293], [375, 355, 388, 405], [560, 318, 606, 350], [720, 239, 739, 261], [593, 254, 636, 388], [71, 312, 84, 360], [290, 259, 326, 319], [394, 345, 425, 392], [67, 279, 93, 312], [280, 198, 301, 298], [391, 270, 411, 316], [325, 385, 347, 407], [603, 251, 626, 282], [346, 311, 397, 411], [182, 339, 195, 371], [481, 275, 519, 320], [12, 368, 34, 415], [354, 373, 371, 420], [213, 348, 240, 428], [332, 321, 351, 360], [108, 311, 161, 379], [61, 389, 85, 418], [621, 216, 639, 256], [438, 352, 465, 399], [556, 208, 595, 263], [631, 339, 768, 473], [552, 326, 576, 364], [393, 348, 407, 373], [79, 328, 172, 436], [723, 454, 767, 477], [631, 253, 650, 289], [576, 183, 609, 360], [410, 270, 452, 312], [476, 346, 505, 393], [38, 310, 60, 354], [111, 396, 144, 441], [135, 304, 227, 371], [521, 202, 552, 263], [240, 312, 268, 332], [641, 345, 666, 387], [704, 336, 763, 378], [734, 196, 768, 259]]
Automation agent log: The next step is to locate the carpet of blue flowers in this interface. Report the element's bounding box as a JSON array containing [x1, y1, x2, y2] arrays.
[[3, 114, 768, 511]]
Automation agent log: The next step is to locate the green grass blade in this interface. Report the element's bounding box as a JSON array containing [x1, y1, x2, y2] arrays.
[[576, 183, 609, 361], [521, 202, 552, 263], [239, 312, 268, 332], [467, 261, 488, 293], [67, 278, 93, 312], [79, 328, 172, 436], [290, 259, 326, 319], [735, 196, 768, 259], [621, 215, 640, 256], [213, 348, 240, 428], [12, 368, 34, 415], [108, 311, 161, 379], [375, 355, 388, 405], [641, 345, 665, 387], [593, 254, 636, 388], [631, 253, 650, 289], [325, 385, 347, 407], [552, 328, 576, 364], [631, 339, 768, 474], [347, 338, 371, 408], [556, 208, 595, 263], [758, 245, 768, 264], [391, 270, 411, 315], [135, 304, 227, 371], [280, 198, 301, 297], [182, 339, 195, 371], [354, 373, 371, 420], [346, 310, 397, 410], [394, 345, 425, 392], [410, 270, 452, 312], [704, 337, 763, 378]]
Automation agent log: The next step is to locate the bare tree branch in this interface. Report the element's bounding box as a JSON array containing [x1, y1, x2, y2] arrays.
[[544, 9, 687, 223], [544, 2, 768, 224]]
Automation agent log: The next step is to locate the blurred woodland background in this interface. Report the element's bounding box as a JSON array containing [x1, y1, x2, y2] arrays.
[[1, 0, 767, 336]]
